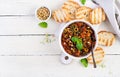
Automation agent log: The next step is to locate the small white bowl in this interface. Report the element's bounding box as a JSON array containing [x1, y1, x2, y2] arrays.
[[59, 20, 98, 59], [35, 6, 51, 22]]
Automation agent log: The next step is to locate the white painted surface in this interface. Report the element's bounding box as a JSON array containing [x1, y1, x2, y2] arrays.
[[0, 0, 120, 77], [0, 17, 60, 34], [0, 55, 120, 77]]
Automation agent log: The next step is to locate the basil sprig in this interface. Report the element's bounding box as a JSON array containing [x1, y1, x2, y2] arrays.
[[71, 37, 83, 51], [80, 58, 88, 67]]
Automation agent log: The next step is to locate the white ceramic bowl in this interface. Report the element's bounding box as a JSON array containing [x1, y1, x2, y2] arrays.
[[35, 6, 51, 22], [59, 20, 98, 59]]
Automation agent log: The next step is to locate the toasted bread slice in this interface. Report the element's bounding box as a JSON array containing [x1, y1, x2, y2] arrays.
[[98, 31, 115, 46], [62, 0, 80, 19], [62, 0, 80, 12], [90, 8, 106, 24], [87, 47, 104, 64], [75, 6, 92, 21], [52, 9, 71, 22]]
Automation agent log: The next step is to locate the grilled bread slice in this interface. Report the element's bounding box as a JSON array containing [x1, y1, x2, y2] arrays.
[[75, 6, 92, 21], [90, 8, 106, 24], [62, 0, 80, 20], [52, 9, 71, 22], [87, 47, 104, 64], [98, 31, 115, 46]]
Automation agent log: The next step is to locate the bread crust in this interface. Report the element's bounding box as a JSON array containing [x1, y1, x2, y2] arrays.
[[52, 9, 71, 22], [62, 0, 80, 20], [98, 31, 115, 46], [90, 8, 106, 24], [87, 47, 104, 64], [75, 6, 92, 21]]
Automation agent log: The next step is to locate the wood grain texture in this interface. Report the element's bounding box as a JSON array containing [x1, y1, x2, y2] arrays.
[[0, 0, 119, 55], [0, 36, 120, 55], [0, 0, 120, 76], [0, 0, 66, 15], [0, 0, 112, 35], [0, 55, 120, 77], [0, 36, 61, 55], [0, 17, 60, 34]]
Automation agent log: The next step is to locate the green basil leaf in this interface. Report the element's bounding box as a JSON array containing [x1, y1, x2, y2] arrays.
[[76, 38, 82, 44], [76, 43, 83, 50], [80, 58, 88, 67], [71, 37, 79, 43], [80, 0, 86, 5], [38, 22, 48, 28], [71, 37, 83, 50]]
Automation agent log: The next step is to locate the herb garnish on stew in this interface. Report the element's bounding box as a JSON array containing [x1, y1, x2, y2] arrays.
[[71, 37, 83, 51]]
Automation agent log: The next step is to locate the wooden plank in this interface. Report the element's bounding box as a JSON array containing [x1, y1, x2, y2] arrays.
[[0, 16, 114, 35], [0, 55, 120, 77], [0, 17, 60, 34], [2, 0, 119, 16], [0, 36, 61, 55], [0, 36, 120, 55], [0, 0, 64, 34], [0, 0, 66, 15]]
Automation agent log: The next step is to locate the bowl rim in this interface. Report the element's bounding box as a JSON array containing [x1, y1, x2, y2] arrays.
[[59, 20, 98, 59], [35, 5, 51, 22]]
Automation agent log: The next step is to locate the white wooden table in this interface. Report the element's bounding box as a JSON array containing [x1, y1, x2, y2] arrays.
[[0, 0, 120, 77]]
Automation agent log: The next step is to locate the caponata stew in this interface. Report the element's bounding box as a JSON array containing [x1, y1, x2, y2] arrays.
[[61, 22, 96, 57]]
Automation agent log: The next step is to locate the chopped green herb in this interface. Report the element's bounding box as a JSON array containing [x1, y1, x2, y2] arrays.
[[80, 0, 86, 5], [40, 34, 56, 44], [80, 58, 88, 67], [38, 22, 48, 28]]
